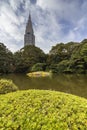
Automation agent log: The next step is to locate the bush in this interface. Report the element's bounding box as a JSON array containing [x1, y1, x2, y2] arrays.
[[57, 60, 70, 73], [48, 60, 70, 73], [31, 63, 47, 72], [0, 90, 87, 129], [0, 79, 18, 94], [48, 64, 58, 73]]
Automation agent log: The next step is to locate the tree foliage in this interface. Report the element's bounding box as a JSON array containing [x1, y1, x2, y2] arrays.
[[47, 40, 87, 73], [31, 63, 47, 72], [0, 43, 14, 74], [1, 39, 87, 74], [14, 45, 46, 73]]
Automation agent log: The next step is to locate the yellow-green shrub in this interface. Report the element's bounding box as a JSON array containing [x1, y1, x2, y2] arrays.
[[0, 90, 87, 129], [0, 79, 18, 94]]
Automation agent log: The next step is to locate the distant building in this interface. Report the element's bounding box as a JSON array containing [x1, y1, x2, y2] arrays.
[[24, 13, 35, 46]]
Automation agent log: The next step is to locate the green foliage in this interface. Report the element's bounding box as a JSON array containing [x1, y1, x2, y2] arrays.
[[0, 43, 14, 73], [1, 39, 87, 74], [21, 45, 46, 64], [56, 60, 70, 73], [48, 60, 71, 73], [48, 64, 58, 73], [14, 45, 46, 73], [49, 42, 79, 62], [14, 51, 29, 73], [0, 90, 87, 129], [47, 54, 62, 64], [47, 40, 87, 73], [0, 79, 18, 94], [31, 63, 47, 72]]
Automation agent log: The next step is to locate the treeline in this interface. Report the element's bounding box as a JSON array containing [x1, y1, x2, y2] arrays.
[[0, 39, 87, 74]]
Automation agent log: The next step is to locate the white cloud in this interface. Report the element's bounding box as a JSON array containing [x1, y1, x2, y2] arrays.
[[0, 0, 87, 53]]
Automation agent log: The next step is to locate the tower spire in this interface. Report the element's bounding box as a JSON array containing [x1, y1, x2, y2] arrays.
[[26, 13, 33, 34], [24, 12, 35, 46]]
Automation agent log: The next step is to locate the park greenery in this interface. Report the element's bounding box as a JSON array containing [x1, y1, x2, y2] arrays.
[[0, 79, 18, 94], [0, 40, 87, 129], [0, 90, 87, 129], [0, 39, 87, 74]]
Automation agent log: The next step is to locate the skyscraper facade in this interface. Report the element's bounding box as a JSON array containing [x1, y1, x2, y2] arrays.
[[24, 14, 35, 46]]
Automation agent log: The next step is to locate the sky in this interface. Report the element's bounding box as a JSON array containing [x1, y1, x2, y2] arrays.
[[0, 0, 87, 53]]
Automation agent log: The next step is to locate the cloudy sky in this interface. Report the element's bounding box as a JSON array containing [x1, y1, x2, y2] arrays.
[[0, 0, 87, 53]]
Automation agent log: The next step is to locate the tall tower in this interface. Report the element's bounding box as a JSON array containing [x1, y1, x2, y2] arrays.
[[24, 13, 35, 46]]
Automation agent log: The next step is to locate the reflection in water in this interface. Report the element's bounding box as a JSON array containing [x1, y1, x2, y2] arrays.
[[0, 74, 87, 98]]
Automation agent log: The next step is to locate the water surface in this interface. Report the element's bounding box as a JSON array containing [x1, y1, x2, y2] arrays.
[[0, 74, 87, 98]]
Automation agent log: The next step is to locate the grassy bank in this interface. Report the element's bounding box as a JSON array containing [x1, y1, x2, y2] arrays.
[[0, 90, 87, 129]]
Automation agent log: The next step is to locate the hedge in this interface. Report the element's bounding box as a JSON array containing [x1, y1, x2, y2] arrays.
[[0, 90, 87, 129]]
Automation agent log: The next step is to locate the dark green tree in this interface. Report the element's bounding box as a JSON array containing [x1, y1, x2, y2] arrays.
[[14, 45, 46, 73], [0, 43, 14, 74]]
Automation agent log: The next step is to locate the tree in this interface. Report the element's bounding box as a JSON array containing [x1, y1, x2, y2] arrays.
[[48, 42, 79, 64], [47, 40, 87, 73], [14, 45, 46, 73], [0, 43, 14, 73]]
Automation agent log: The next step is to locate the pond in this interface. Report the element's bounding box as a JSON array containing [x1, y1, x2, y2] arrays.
[[0, 74, 87, 98]]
